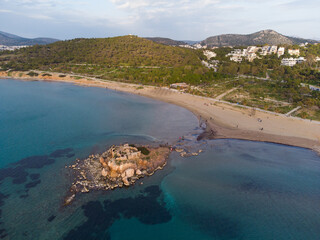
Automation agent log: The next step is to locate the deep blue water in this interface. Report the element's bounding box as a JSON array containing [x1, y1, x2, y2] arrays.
[[1, 79, 320, 240]]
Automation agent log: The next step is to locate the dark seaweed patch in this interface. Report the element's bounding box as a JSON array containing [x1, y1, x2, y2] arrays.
[[63, 185, 171, 240], [0, 193, 9, 208], [10, 167, 29, 184], [49, 148, 74, 158], [0, 232, 7, 239], [29, 173, 40, 181], [0, 167, 28, 184], [25, 180, 41, 189], [0, 153, 56, 185], [14, 155, 54, 169], [66, 153, 75, 158], [0, 193, 9, 239], [19, 194, 29, 199], [47, 215, 56, 222], [0, 148, 71, 238]]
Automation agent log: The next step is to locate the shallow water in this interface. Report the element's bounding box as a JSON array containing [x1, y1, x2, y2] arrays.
[[1, 79, 320, 240]]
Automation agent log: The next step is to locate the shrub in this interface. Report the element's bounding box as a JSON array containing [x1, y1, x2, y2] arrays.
[[42, 73, 52, 77], [27, 71, 39, 77], [137, 146, 150, 155]]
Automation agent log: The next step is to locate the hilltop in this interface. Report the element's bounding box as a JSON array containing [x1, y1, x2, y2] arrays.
[[201, 30, 319, 47], [144, 37, 187, 46], [0, 31, 59, 46]]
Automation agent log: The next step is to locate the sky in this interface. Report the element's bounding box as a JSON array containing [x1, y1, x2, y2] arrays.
[[0, 0, 319, 41]]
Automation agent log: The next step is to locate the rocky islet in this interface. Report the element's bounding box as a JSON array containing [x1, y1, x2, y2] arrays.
[[65, 144, 170, 205]]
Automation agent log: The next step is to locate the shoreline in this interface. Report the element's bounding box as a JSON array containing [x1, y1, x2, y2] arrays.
[[1, 71, 320, 154]]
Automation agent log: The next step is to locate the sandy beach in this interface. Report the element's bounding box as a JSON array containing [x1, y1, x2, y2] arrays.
[[1, 71, 320, 154]]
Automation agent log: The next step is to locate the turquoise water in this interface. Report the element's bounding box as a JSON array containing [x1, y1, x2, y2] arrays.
[[1, 79, 320, 240]]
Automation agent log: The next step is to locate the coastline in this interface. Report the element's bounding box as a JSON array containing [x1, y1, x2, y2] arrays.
[[1, 71, 320, 154]]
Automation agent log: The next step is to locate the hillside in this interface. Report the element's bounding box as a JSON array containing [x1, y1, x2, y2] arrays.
[[5, 35, 201, 67], [0, 31, 59, 46], [201, 30, 319, 47], [0, 35, 212, 85], [145, 37, 187, 46]]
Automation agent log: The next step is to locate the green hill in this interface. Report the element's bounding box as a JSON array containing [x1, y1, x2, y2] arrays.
[[0, 35, 218, 85], [15, 35, 200, 67]]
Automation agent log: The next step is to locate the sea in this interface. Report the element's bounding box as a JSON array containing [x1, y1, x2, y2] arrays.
[[0, 79, 320, 240]]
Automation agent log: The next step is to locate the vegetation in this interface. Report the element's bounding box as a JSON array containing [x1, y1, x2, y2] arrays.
[[26, 71, 38, 77], [42, 73, 52, 77], [137, 147, 150, 156]]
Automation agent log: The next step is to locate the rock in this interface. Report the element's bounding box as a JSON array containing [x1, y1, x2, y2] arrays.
[[99, 157, 105, 165], [125, 168, 135, 178], [136, 169, 142, 175], [110, 170, 119, 178], [101, 168, 108, 177], [123, 177, 130, 186], [81, 186, 89, 193], [119, 163, 136, 172], [64, 194, 75, 206]]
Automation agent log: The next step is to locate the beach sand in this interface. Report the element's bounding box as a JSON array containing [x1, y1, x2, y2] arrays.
[[1, 71, 320, 154]]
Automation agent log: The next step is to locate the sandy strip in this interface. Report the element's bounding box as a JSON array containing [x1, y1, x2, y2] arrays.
[[1, 71, 320, 154]]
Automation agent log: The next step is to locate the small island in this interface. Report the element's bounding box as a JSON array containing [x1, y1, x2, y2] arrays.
[[64, 144, 170, 205]]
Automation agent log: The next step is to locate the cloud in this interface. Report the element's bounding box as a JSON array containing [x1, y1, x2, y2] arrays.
[[0, 9, 13, 13], [0, 0, 319, 40]]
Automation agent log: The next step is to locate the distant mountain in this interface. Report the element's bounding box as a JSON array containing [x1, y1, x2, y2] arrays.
[[145, 37, 188, 46], [0, 31, 59, 46], [183, 40, 200, 45], [201, 30, 319, 47]]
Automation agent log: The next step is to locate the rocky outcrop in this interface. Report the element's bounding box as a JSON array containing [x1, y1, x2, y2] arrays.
[[64, 144, 170, 205]]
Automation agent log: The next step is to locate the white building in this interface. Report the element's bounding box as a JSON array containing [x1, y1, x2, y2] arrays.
[[296, 57, 306, 64], [0, 45, 29, 51], [179, 44, 194, 49], [193, 43, 207, 49], [247, 46, 259, 53], [281, 58, 297, 66], [288, 49, 300, 56], [277, 47, 285, 57], [230, 55, 242, 62], [260, 46, 269, 56], [281, 57, 305, 66], [269, 46, 278, 54], [203, 50, 217, 60], [309, 85, 320, 92], [260, 45, 278, 56], [247, 53, 257, 62]]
